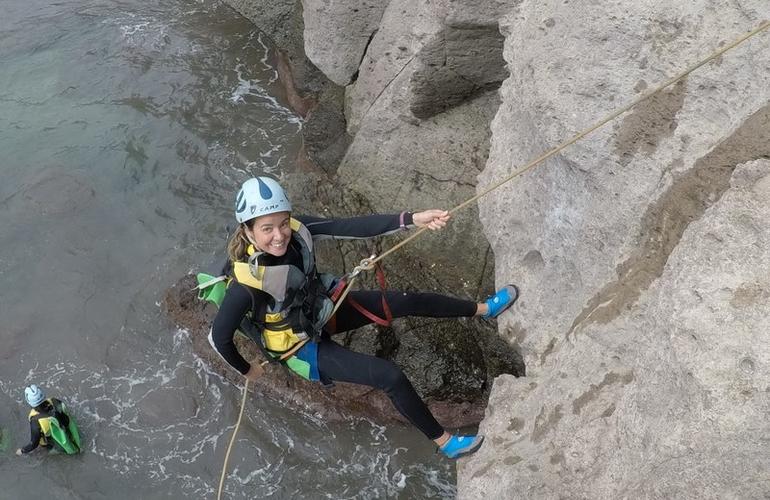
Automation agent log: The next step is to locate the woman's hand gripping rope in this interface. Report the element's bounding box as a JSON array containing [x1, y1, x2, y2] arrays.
[[412, 209, 450, 230]]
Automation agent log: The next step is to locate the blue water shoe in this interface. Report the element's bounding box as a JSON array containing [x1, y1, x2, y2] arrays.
[[440, 434, 484, 459], [484, 284, 519, 318]]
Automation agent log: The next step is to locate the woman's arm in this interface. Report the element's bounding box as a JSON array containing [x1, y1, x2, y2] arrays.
[[209, 284, 257, 375], [19, 418, 42, 454], [298, 210, 450, 240]]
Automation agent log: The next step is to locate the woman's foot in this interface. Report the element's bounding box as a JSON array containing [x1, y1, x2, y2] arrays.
[[482, 284, 519, 318], [440, 434, 484, 459]]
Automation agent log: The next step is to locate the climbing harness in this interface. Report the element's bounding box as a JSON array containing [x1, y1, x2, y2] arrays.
[[215, 20, 769, 499], [212, 253, 387, 500]]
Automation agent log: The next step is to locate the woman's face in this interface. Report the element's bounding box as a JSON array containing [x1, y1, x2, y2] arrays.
[[246, 211, 292, 257]]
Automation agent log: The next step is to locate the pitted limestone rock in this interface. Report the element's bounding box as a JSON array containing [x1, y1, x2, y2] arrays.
[[464, 160, 770, 498], [468, 0, 770, 497], [478, 0, 770, 367]]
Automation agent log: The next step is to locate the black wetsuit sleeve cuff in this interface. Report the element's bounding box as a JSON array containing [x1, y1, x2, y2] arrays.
[[21, 442, 37, 453]]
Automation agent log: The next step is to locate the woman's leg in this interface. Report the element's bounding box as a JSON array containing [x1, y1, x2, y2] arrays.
[[317, 338, 445, 441], [331, 290, 478, 334]]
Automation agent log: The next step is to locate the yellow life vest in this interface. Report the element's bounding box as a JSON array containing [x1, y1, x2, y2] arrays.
[[232, 218, 334, 353]]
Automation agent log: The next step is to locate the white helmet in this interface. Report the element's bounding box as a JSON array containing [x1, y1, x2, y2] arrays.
[[24, 384, 45, 407], [235, 177, 292, 224]]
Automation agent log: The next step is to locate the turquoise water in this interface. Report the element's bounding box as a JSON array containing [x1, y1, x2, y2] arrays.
[[0, 0, 454, 497]]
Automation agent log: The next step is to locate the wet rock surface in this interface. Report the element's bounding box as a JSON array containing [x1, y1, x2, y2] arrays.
[[224, 0, 350, 171]]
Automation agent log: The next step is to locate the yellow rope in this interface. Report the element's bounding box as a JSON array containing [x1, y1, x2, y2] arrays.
[[214, 20, 769, 499], [216, 379, 249, 500]]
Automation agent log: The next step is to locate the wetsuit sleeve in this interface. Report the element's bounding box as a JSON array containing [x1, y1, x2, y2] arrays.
[[209, 284, 255, 375], [296, 213, 414, 241], [20, 417, 42, 454]]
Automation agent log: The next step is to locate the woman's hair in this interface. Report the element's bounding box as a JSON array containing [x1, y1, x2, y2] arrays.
[[227, 221, 254, 263]]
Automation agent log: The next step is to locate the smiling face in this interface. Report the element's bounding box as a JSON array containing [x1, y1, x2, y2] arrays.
[[245, 211, 292, 257]]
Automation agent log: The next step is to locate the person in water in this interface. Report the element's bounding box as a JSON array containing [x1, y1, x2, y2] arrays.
[[208, 176, 518, 459], [16, 384, 81, 456]]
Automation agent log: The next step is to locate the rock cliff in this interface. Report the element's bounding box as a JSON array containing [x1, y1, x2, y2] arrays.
[[214, 0, 770, 497], [466, 1, 770, 498]]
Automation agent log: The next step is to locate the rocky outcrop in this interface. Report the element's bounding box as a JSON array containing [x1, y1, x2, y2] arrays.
[[301, 0, 388, 86], [343, 0, 510, 133], [335, 0, 511, 357], [462, 1, 770, 497], [463, 158, 770, 498]]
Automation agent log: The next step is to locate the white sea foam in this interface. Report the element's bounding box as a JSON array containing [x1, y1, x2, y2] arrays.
[[230, 62, 260, 103], [244, 31, 277, 82], [5, 335, 456, 498], [120, 21, 149, 37], [229, 62, 302, 126], [113, 13, 170, 51]]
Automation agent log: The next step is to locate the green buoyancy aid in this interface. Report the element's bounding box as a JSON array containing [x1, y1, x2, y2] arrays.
[[199, 218, 335, 354], [29, 399, 81, 455]]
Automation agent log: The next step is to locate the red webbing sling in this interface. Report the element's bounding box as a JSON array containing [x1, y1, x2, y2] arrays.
[[328, 261, 393, 329]]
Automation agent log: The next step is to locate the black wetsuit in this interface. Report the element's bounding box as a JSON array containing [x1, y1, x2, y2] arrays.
[[21, 399, 69, 454], [210, 213, 477, 440]]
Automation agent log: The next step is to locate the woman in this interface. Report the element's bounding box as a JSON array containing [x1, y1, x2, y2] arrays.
[[209, 177, 518, 459]]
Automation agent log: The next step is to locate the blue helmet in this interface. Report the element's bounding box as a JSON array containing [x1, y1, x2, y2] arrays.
[[235, 177, 292, 224], [24, 384, 45, 407]]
